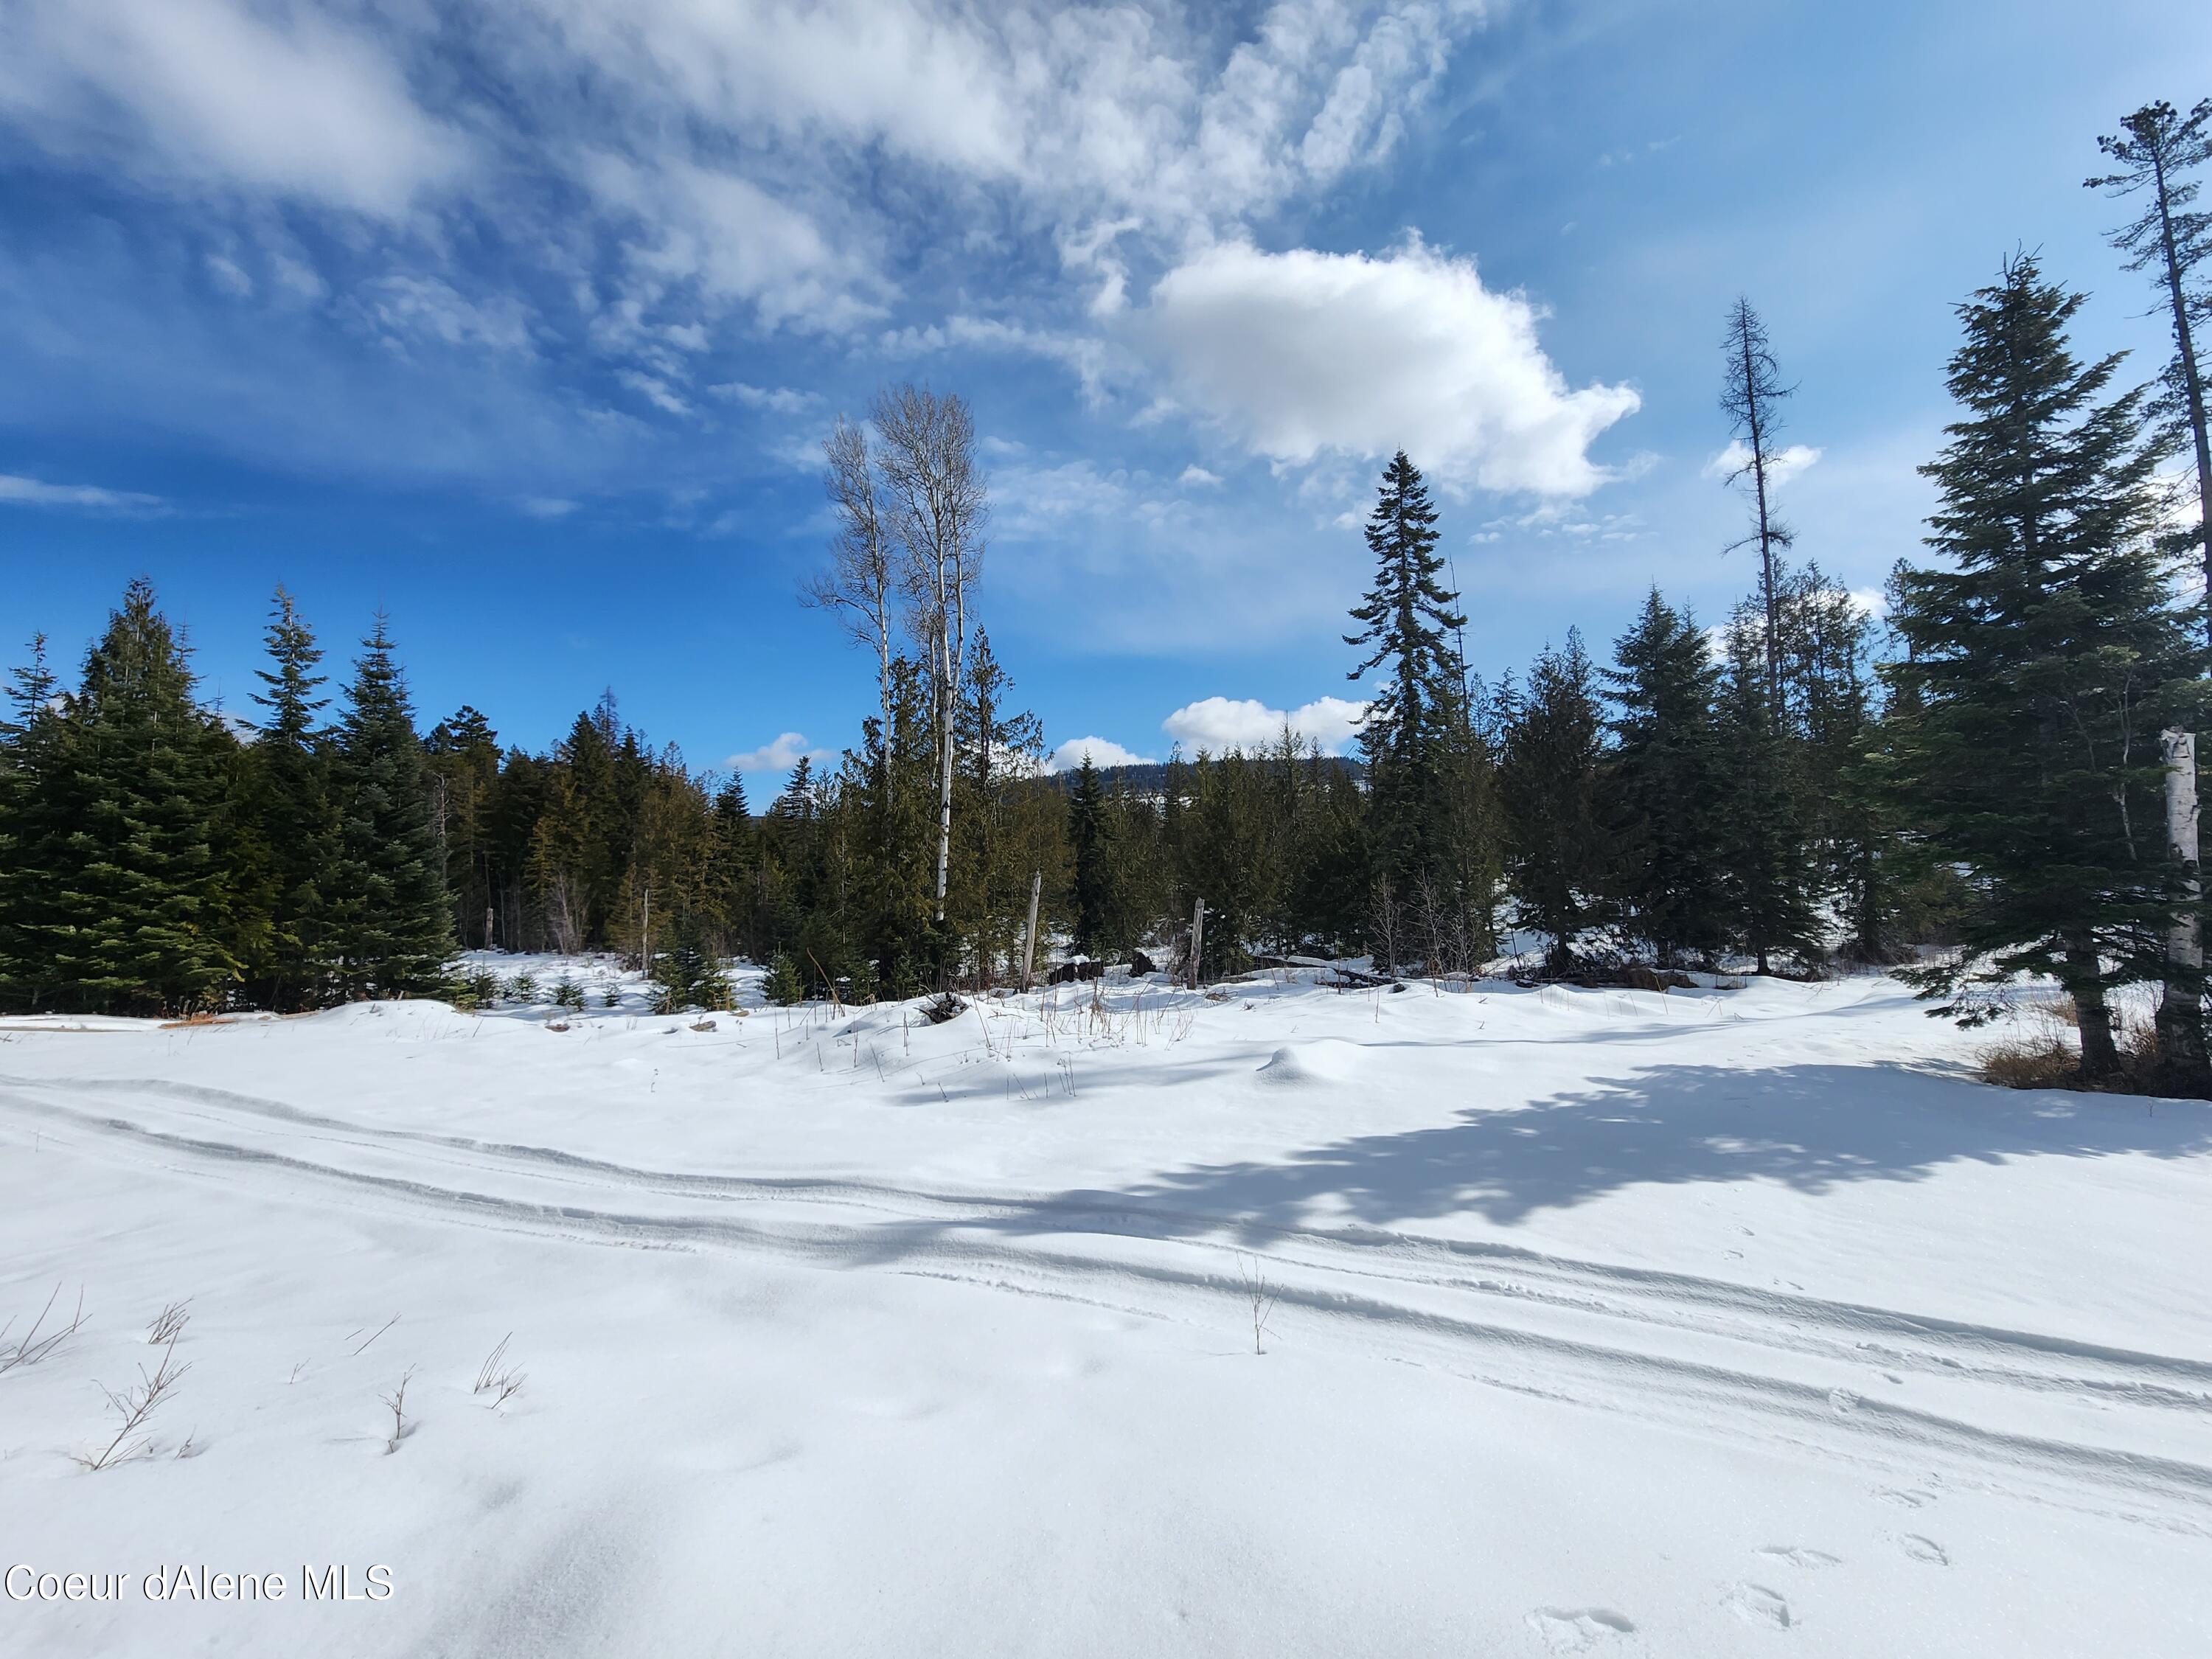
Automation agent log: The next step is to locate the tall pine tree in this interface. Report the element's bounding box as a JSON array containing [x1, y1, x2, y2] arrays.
[[1605, 591, 1729, 966], [246, 588, 338, 1009], [1500, 633, 1607, 973], [1888, 254, 2205, 1079], [327, 614, 452, 998], [18, 582, 238, 1014], [1345, 451, 1466, 904]]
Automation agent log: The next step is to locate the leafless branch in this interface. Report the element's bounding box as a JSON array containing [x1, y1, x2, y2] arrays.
[[1239, 1256, 1281, 1356], [147, 1299, 192, 1345], [348, 1314, 400, 1356], [472, 1334, 526, 1409], [75, 1338, 192, 1470], [381, 1368, 417, 1455], [0, 1283, 86, 1375]]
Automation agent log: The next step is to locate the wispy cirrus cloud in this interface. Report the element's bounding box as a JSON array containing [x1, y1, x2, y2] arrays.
[[0, 472, 165, 513]]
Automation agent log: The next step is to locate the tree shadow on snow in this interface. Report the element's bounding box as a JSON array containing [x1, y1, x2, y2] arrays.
[[1037, 1062, 2212, 1234]]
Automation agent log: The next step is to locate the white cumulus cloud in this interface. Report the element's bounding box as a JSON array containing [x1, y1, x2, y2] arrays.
[[1142, 239, 1640, 497], [1162, 695, 1368, 755], [1705, 439, 1823, 488], [1046, 735, 1157, 773], [726, 731, 831, 773]]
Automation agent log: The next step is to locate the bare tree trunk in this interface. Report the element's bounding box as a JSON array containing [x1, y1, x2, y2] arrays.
[[2148, 143, 2212, 631], [1189, 896, 1207, 990], [1719, 299, 1798, 717], [869, 385, 987, 939], [1020, 869, 1041, 992], [2157, 728, 2208, 1087], [2067, 935, 2122, 1081]]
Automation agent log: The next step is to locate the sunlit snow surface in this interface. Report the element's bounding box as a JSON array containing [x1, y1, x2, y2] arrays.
[[1, 961, 2208, 1655]]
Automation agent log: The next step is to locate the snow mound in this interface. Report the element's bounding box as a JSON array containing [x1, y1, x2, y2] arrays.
[[1255, 1038, 1366, 1086]]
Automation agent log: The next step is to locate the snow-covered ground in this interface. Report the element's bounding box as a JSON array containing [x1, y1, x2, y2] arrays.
[[1, 961, 2207, 1657]]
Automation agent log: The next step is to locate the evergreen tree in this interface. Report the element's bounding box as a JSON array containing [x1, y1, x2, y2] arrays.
[[1887, 254, 2205, 1079], [1715, 604, 1821, 973], [425, 705, 501, 951], [0, 636, 67, 1010], [246, 588, 339, 1008], [1500, 633, 1607, 973], [1068, 753, 1113, 956], [1604, 590, 1729, 964], [15, 582, 238, 1013], [1345, 451, 1465, 899], [327, 615, 452, 998]]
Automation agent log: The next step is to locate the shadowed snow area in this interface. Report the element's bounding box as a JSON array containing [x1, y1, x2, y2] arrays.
[[1, 962, 2208, 1656]]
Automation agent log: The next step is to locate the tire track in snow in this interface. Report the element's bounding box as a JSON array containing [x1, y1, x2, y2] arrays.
[[5, 1075, 2211, 1533], [8, 1074, 2208, 1413]]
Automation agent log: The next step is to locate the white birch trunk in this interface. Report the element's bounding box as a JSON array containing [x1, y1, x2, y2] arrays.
[[2157, 728, 2207, 1082]]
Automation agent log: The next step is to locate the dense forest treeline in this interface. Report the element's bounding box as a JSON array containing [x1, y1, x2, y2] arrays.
[[1, 99, 2208, 1091]]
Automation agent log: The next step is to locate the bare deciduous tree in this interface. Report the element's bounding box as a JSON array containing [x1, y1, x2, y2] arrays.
[[872, 383, 988, 935], [804, 415, 901, 758]]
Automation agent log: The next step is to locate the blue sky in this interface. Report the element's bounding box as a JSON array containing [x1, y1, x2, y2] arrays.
[[1, 0, 2205, 784]]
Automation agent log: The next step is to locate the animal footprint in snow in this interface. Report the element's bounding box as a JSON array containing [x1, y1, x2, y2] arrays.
[[1896, 1534, 1950, 1567], [1827, 1388, 1860, 1415], [1875, 1487, 1933, 1509], [1526, 1608, 1635, 1652], [1756, 1545, 1840, 1569], [1723, 1582, 1792, 1630]]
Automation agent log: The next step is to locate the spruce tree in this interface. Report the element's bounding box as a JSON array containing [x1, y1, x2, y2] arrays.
[[425, 705, 501, 950], [1715, 604, 1821, 974], [246, 588, 339, 1009], [327, 614, 453, 998], [0, 636, 66, 1011], [1345, 451, 1465, 900], [1068, 753, 1113, 956], [1888, 254, 2205, 1079], [1499, 633, 1607, 973], [1605, 591, 1728, 965], [26, 582, 238, 1013]]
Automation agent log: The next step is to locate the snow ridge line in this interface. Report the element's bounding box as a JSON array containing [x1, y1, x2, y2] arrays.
[[6, 1083, 2211, 1532]]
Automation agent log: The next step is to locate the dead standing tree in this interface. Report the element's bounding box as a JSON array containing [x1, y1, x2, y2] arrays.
[[1719, 297, 1797, 713], [2088, 99, 2212, 629], [872, 385, 987, 945]]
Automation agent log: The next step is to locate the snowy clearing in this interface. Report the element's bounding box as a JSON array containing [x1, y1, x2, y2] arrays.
[[1, 963, 2208, 1657]]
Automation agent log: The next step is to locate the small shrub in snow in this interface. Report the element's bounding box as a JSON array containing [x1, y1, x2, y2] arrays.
[[598, 985, 622, 1009], [765, 953, 806, 1006], [472, 1334, 526, 1408], [0, 1284, 86, 1375], [147, 1299, 191, 1345], [1239, 1257, 1279, 1356], [380, 1368, 417, 1455], [443, 970, 501, 1010], [504, 973, 540, 1005], [76, 1338, 191, 1470], [552, 975, 585, 1010]]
